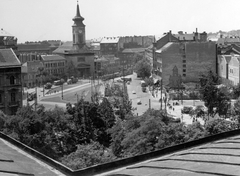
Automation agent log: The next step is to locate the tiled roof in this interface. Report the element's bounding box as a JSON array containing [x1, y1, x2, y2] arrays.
[[174, 33, 195, 40], [52, 41, 74, 54], [156, 42, 173, 53], [122, 48, 146, 53], [0, 138, 64, 176], [53, 42, 92, 54], [0, 29, 13, 37], [41, 55, 66, 61], [0, 49, 21, 67], [17, 44, 50, 51], [100, 37, 120, 44], [101, 133, 240, 176]]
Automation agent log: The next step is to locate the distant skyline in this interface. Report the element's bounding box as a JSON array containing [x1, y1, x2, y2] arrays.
[[1, 0, 240, 43]]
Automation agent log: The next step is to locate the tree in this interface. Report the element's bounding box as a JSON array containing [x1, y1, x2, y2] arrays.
[[61, 141, 115, 170], [199, 70, 231, 116], [66, 60, 78, 78], [134, 58, 152, 79], [204, 118, 236, 136]]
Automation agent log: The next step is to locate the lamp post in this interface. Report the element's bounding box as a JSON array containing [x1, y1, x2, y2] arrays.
[[61, 79, 64, 100], [75, 93, 79, 102]]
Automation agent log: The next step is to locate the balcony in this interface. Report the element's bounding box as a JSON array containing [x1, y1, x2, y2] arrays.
[[8, 101, 19, 107]]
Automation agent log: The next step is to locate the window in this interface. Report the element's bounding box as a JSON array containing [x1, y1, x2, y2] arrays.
[[11, 92, 16, 102], [10, 76, 15, 85], [183, 69, 186, 72], [183, 60, 186, 63], [183, 74, 186, 77], [183, 64, 186, 68], [0, 94, 2, 103], [78, 57, 85, 62]]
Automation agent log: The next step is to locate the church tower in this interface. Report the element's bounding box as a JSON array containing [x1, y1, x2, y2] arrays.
[[72, 1, 85, 50]]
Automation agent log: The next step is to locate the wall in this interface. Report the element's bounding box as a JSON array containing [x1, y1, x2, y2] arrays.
[[161, 42, 216, 86], [228, 56, 240, 85]]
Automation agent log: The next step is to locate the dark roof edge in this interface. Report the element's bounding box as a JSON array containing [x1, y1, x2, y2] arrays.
[[0, 132, 74, 176], [1, 129, 240, 176], [73, 129, 240, 176]]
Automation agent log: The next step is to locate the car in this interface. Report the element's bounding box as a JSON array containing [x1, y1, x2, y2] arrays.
[[121, 77, 132, 82], [196, 105, 208, 112], [142, 86, 147, 92], [27, 92, 36, 101], [137, 99, 142, 105], [132, 91, 136, 94], [44, 82, 52, 89], [182, 106, 194, 114], [67, 79, 72, 84]]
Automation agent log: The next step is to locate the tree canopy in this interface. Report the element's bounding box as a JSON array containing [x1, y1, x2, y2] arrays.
[[134, 58, 152, 79]]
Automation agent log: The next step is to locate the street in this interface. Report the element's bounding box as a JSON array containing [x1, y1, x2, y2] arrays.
[[126, 73, 205, 125]]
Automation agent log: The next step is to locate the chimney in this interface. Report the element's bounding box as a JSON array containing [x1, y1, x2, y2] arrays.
[[196, 28, 198, 33], [168, 30, 172, 42]]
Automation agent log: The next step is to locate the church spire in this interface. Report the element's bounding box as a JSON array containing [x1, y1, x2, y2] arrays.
[[73, 0, 84, 22]]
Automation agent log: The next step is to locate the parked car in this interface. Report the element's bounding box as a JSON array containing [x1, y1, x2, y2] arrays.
[[142, 86, 147, 92], [67, 79, 72, 84], [182, 106, 194, 114], [44, 82, 52, 89], [53, 80, 61, 86], [27, 92, 36, 101], [137, 99, 142, 105], [132, 91, 136, 94], [121, 77, 132, 82]]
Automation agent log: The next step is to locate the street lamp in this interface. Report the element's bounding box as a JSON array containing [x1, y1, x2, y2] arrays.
[[61, 79, 64, 100], [75, 93, 79, 102]]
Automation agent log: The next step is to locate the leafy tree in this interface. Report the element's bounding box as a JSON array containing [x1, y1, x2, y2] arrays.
[[0, 110, 7, 130], [61, 141, 115, 170], [66, 60, 79, 78], [199, 70, 231, 116], [233, 83, 240, 99], [204, 118, 236, 136], [134, 58, 152, 79]]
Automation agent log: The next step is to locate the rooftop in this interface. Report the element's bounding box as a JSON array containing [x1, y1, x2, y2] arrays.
[[155, 42, 173, 53], [0, 49, 21, 67], [96, 130, 240, 176], [0, 29, 13, 37], [100, 37, 120, 44], [41, 55, 66, 61], [0, 137, 64, 176], [122, 48, 146, 53]]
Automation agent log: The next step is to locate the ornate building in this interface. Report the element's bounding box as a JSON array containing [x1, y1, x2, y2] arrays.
[[0, 49, 22, 115], [53, 2, 95, 78]]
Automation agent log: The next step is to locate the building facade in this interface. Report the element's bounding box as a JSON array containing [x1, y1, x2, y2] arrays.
[[218, 54, 240, 86], [41, 55, 66, 76], [0, 49, 22, 115], [153, 30, 216, 88], [53, 3, 95, 78], [0, 29, 18, 53], [95, 55, 121, 76], [100, 37, 120, 56]]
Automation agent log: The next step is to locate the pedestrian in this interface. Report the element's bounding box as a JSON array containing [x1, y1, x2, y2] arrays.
[[173, 107, 175, 111]]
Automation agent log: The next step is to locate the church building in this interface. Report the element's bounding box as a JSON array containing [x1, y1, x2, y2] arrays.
[[53, 2, 95, 78]]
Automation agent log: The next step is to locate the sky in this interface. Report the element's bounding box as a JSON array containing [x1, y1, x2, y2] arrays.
[[1, 0, 240, 43]]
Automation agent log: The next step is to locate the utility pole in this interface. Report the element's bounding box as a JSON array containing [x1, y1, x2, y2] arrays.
[[35, 87, 37, 111], [160, 79, 163, 110], [61, 82, 63, 100], [149, 99, 151, 109]]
